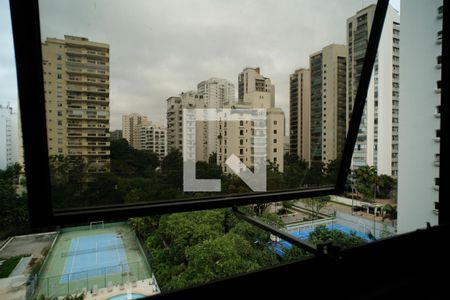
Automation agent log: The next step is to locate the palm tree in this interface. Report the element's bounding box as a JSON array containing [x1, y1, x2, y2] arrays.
[[382, 204, 397, 226]]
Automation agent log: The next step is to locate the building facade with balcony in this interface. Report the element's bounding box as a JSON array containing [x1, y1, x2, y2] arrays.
[[309, 44, 347, 164], [136, 122, 167, 160], [289, 68, 311, 163], [122, 113, 148, 148], [238, 67, 275, 107], [166, 91, 204, 153], [196, 78, 235, 162], [347, 4, 400, 177], [397, 0, 442, 233], [218, 68, 284, 174], [42, 35, 110, 172]]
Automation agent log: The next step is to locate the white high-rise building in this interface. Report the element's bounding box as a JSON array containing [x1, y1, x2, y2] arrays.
[[0, 104, 20, 170], [397, 0, 442, 233], [197, 78, 235, 161], [347, 4, 400, 177], [136, 122, 167, 160], [197, 78, 235, 108], [166, 91, 203, 153]]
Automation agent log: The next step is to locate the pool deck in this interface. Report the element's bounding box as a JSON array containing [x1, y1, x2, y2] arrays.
[[82, 278, 160, 300]]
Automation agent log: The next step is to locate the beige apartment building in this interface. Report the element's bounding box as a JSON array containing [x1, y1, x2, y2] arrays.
[[41, 35, 110, 173], [289, 68, 311, 162], [218, 68, 284, 173], [238, 67, 275, 107], [122, 113, 148, 148], [309, 44, 347, 164]]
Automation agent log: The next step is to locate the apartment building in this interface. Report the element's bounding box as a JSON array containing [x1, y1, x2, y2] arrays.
[[197, 77, 235, 108], [218, 68, 284, 173], [41, 35, 110, 173], [166, 91, 203, 152], [289, 68, 311, 162], [238, 67, 275, 107], [347, 4, 400, 177], [110, 129, 123, 141], [397, 0, 442, 233], [136, 122, 167, 160], [122, 113, 148, 148], [0, 104, 20, 169], [309, 44, 347, 164], [197, 78, 235, 161]]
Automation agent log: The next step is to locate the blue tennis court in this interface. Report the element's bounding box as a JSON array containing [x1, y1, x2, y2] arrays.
[[60, 234, 129, 283], [273, 224, 370, 256]]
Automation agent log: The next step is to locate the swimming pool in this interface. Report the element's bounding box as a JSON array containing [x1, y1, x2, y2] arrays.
[[107, 293, 146, 300]]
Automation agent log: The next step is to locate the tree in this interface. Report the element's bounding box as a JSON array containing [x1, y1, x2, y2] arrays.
[[110, 139, 159, 178], [324, 159, 341, 185], [308, 225, 366, 249], [266, 161, 285, 191], [302, 196, 330, 219], [140, 209, 280, 292], [382, 204, 397, 225], [161, 150, 183, 189], [49, 155, 86, 208], [304, 161, 325, 186], [353, 166, 378, 202], [377, 175, 396, 199], [179, 233, 261, 288], [0, 164, 29, 238], [283, 153, 309, 188]]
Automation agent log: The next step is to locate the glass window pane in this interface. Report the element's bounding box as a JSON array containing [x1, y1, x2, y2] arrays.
[[36, 0, 387, 210]]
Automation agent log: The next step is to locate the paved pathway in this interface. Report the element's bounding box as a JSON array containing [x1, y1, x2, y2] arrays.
[[9, 256, 32, 277]]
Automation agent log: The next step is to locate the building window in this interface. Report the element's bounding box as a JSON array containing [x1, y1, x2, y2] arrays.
[[273, 139, 277, 143]]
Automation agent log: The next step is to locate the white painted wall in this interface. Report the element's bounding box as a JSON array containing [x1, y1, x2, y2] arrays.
[[397, 0, 442, 233]]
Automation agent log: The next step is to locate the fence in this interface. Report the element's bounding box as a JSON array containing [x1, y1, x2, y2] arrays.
[[285, 218, 335, 233], [335, 211, 396, 239], [38, 261, 148, 298]]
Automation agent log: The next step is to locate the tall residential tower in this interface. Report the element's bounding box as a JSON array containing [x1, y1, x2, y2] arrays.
[[122, 113, 148, 148], [309, 44, 347, 163], [289, 68, 311, 162], [347, 5, 400, 177], [42, 35, 110, 173], [397, 0, 442, 233]]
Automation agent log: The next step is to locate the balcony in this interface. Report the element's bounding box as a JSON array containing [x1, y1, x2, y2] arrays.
[[66, 67, 109, 77], [67, 95, 110, 103]]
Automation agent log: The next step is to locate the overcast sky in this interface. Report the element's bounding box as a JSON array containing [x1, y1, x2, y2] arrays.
[[1, 0, 400, 131]]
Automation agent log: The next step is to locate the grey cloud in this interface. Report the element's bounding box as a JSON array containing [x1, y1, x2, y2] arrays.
[[3, 0, 387, 130]]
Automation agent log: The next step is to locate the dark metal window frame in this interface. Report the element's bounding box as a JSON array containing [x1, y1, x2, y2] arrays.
[[10, 0, 388, 227], [7, 0, 450, 298]]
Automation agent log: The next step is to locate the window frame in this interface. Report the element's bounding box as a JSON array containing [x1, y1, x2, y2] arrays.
[[10, 0, 394, 228]]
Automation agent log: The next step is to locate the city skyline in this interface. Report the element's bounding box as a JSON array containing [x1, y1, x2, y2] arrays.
[[0, 0, 400, 131]]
